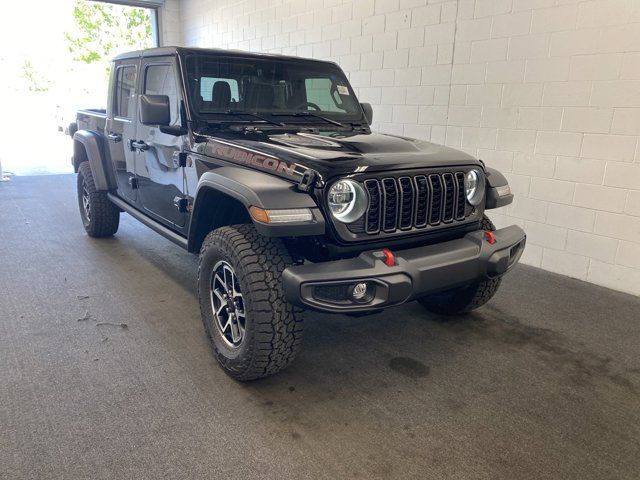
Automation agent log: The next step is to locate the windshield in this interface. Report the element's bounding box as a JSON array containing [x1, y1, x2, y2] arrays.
[[184, 54, 365, 125]]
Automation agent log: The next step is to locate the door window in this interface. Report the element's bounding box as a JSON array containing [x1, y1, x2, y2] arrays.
[[114, 65, 137, 118], [144, 64, 180, 125]]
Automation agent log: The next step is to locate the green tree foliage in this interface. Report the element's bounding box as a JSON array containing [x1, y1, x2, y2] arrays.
[[64, 0, 152, 72], [21, 60, 52, 92]]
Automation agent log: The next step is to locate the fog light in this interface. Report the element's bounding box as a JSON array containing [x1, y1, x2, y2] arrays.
[[349, 282, 375, 303], [352, 282, 368, 300]]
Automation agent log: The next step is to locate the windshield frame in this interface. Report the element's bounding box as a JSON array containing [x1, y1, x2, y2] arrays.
[[182, 53, 367, 127]]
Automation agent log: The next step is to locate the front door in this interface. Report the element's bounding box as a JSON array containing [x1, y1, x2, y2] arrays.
[[106, 63, 138, 204], [135, 58, 186, 229]]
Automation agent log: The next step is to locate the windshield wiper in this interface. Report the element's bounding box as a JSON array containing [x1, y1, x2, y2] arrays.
[[219, 110, 285, 127], [271, 111, 347, 128]]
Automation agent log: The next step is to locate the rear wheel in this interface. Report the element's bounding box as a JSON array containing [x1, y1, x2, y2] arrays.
[[77, 162, 119, 237], [418, 215, 502, 315], [197, 224, 303, 381]]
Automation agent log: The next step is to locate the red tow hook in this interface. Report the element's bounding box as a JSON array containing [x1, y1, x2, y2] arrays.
[[381, 248, 396, 267], [484, 230, 496, 245]]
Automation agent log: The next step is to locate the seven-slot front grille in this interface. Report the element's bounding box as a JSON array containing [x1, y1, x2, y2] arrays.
[[360, 172, 468, 235]]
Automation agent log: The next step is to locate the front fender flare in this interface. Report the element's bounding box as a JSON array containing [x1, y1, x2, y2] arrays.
[[188, 167, 325, 250], [485, 167, 513, 209]]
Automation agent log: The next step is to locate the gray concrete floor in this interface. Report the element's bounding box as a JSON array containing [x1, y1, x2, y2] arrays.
[[1, 174, 639, 480]]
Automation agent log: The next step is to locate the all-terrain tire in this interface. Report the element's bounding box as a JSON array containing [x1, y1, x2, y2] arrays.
[[77, 162, 120, 237], [197, 224, 304, 381], [418, 215, 502, 315]]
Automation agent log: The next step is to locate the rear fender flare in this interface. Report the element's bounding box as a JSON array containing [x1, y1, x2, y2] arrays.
[[73, 130, 116, 191]]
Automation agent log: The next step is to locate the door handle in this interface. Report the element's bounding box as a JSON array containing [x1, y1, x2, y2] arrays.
[[129, 139, 149, 151], [107, 132, 122, 143]]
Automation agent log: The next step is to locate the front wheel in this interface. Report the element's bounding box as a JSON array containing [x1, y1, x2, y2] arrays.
[[197, 224, 304, 381], [418, 215, 502, 315]]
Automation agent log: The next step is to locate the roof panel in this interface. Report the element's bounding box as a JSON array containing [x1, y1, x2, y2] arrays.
[[112, 46, 337, 66]]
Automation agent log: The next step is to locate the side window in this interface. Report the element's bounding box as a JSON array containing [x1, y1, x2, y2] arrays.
[[304, 78, 345, 112], [200, 77, 239, 102], [114, 65, 137, 118], [144, 64, 180, 125]]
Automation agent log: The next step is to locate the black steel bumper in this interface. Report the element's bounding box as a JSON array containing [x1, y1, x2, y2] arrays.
[[282, 225, 526, 313]]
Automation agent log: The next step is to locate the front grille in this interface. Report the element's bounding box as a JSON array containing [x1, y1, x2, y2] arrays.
[[360, 171, 470, 235]]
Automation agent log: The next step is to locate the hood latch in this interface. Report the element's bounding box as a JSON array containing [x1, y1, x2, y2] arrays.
[[297, 169, 323, 192]]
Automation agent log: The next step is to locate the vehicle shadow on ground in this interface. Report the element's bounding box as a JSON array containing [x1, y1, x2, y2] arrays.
[[250, 301, 640, 396]]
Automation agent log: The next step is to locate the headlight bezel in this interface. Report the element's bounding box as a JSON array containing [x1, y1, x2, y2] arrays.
[[327, 179, 369, 224], [464, 168, 485, 206]]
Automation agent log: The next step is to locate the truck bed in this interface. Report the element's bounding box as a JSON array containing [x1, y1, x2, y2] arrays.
[[76, 108, 107, 132]]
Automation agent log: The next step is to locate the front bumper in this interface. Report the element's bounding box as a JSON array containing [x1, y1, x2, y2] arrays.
[[282, 225, 526, 313]]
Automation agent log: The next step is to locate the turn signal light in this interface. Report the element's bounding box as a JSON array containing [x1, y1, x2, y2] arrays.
[[249, 206, 270, 223]]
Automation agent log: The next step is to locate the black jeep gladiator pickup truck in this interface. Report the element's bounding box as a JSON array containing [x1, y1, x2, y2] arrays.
[[72, 47, 525, 381]]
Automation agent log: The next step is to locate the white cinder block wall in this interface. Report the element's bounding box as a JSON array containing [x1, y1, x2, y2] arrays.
[[445, 0, 640, 296], [160, 0, 183, 46], [176, 0, 640, 296]]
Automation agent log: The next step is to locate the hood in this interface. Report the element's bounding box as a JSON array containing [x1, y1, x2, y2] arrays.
[[194, 129, 481, 183]]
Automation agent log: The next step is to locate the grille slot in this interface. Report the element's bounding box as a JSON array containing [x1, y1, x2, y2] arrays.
[[428, 174, 443, 225], [382, 178, 399, 232], [455, 172, 466, 220], [442, 173, 456, 223], [364, 179, 381, 234], [414, 175, 429, 228], [398, 177, 414, 230], [360, 171, 471, 235]]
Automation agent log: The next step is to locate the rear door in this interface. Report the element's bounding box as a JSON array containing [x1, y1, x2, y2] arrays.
[[105, 62, 139, 204], [135, 57, 186, 229]]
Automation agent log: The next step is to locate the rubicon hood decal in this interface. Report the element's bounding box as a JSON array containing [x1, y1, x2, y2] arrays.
[[202, 139, 309, 181], [211, 143, 295, 176]]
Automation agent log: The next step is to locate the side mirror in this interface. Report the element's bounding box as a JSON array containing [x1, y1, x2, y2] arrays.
[[361, 102, 373, 124], [140, 94, 170, 126]]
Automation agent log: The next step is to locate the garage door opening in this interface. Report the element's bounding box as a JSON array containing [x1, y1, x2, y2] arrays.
[[0, 0, 157, 176]]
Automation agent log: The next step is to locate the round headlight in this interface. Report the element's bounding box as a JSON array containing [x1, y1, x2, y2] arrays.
[[327, 179, 368, 223], [465, 169, 485, 206]]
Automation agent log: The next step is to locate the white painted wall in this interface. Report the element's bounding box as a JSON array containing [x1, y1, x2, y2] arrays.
[[159, 0, 182, 46], [176, 0, 640, 296]]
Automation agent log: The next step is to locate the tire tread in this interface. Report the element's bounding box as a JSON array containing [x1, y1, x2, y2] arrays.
[[77, 162, 119, 237], [197, 224, 303, 381]]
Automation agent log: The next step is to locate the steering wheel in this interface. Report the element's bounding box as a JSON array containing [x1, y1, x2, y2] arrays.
[[294, 102, 321, 111]]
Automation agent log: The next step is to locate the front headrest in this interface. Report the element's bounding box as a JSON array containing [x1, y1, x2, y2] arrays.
[[211, 81, 231, 109]]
